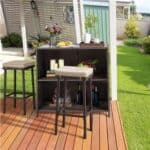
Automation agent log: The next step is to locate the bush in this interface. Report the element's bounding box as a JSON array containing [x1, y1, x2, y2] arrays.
[[124, 38, 142, 47], [1, 33, 22, 47], [142, 36, 150, 54], [1, 36, 10, 47], [124, 16, 140, 38]]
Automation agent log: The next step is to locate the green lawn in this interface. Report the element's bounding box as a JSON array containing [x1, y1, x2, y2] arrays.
[[0, 69, 36, 98], [0, 46, 150, 149], [118, 46, 150, 150]]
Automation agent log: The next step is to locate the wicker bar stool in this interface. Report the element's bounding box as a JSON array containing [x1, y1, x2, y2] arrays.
[[3, 60, 35, 115], [54, 66, 93, 139]]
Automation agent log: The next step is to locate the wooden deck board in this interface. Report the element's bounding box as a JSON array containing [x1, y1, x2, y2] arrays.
[[27, 113, 49, 150], [82, 116, 92, 150], [36, 113, 54, 150], [100, 112, 108, 150], [18, 113, 44, 150], [46, 115, 63, 150], [0, 100, 22, 135], [55, 116, 71, 150], [73, 118, 83, 150], [64, 117, 78, 150], [92, 113, 100, 150], [112, 103, 127, 150], [0, 100, 127, 150], [107, 105, 117, 150]]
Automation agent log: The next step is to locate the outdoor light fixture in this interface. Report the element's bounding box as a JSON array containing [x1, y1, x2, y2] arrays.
[[30, 0, 37, 10]]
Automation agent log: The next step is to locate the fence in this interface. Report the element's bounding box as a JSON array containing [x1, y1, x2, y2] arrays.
[[117, 18, 150, 39]]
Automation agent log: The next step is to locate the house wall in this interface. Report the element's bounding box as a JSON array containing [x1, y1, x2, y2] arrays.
[[0, 0, 7, 37], [117, 18, 150, 39], [84, 4, 109, 44], [2, 0, 76, 43]]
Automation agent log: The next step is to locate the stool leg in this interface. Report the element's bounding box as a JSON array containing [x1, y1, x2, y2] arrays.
[[55, 77, 60, 135], [13, 69, 17, 108], [89, 78, 93, 131], [31, 67, 35, 109], [22, 70, 26, 115], [62, 78, 67, 127], [83, 78, 87, 139], [3, 69, 7, 113]]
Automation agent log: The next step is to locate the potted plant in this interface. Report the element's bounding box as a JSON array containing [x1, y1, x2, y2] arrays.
[[84, 14, 98, 43]]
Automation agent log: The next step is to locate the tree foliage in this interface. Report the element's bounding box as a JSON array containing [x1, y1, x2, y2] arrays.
[[124, 16, 140, 38], [85, 14, 98, 32]]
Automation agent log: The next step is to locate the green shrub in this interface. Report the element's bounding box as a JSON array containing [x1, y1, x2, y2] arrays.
[[124, 38, 142, 47], [9, 33, 22, 47], [124, 16, 140, 38], [142, 36, 150, 54], [1, 33, 22, 47], [1, 36, 10, 47]]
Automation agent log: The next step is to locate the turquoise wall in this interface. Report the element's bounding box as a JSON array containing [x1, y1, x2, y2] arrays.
[[84, 5, 109, 44]]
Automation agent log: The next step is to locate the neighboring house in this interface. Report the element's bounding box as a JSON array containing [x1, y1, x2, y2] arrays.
[[116, 0, 134, 19], [116, 0, 150, 39], [140, 12, 150, 21]]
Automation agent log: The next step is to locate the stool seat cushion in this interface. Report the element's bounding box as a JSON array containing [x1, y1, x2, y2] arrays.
[[3, 60, 35, 69], [55, 66, 93, 78]]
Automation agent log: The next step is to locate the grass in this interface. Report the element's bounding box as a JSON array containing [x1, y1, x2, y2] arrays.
[[118, 45, 150, 150], [0, 69, 36, 98], [0, 46, 150, 149]]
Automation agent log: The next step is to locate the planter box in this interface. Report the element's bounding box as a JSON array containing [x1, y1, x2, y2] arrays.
[[80, 42, 105, 48]]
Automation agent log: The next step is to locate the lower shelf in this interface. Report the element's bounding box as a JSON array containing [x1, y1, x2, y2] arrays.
[[38, 101, 109, 112], [38, 76, 108, 82]]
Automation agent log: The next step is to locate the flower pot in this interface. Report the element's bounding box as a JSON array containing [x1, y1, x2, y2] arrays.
[[49, 36, 56, 47], [84, 33, 91, 43]]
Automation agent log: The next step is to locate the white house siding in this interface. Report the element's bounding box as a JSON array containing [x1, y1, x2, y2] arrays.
[[0, 0, 7, 37], [117, 18, 150, 39], [3, 0, 76, 43], [3, 0, 21, 34]]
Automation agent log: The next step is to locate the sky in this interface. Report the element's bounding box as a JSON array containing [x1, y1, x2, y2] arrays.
[[134, 0, 150, 13]]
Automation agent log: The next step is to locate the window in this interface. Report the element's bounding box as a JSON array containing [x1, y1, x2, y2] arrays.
[[117, 6, 129, 19], [117, 6, 124, 19]]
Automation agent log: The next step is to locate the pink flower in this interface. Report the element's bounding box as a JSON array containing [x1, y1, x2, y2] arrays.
[[45, 23, 62, 36]]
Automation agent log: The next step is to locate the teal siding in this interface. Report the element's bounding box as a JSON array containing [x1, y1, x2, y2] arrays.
[[84, 5, 109, 44]]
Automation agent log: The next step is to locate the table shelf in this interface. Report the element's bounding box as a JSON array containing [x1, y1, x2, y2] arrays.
[[38, 76, 108, 82], [36, 47, 109, 112]]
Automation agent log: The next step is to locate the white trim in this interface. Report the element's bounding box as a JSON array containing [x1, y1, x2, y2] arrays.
[[128, 6, 130, 18], [109, 0, 117, 101], [83, 1, 109, 7], [79, 0, 85, 39], [20, 0, 28, 57], [73, 0, 81, 43]]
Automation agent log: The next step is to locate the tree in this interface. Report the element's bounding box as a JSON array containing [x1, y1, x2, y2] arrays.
[[124, 15, 140, 38], [84, 14, 98, 33]]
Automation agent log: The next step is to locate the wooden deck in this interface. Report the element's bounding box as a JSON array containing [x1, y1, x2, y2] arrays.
[[0, 99, 127, 150]]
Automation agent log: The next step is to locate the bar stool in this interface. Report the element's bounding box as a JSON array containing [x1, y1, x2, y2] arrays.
[[3, 60, 35, 115], [54, 66, 93, 139]]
